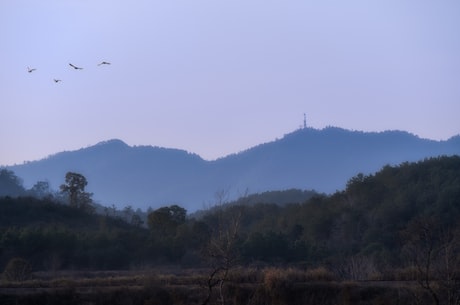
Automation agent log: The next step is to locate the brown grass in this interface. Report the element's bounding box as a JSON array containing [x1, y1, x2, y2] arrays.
[[0, 267, 430, 305], [305, 267, 336, 281]]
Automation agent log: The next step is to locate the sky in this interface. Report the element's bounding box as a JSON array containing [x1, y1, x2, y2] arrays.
[[1, 0, 460, 166]]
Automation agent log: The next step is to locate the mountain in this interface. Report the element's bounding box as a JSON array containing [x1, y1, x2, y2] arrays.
[[5, 128, 460, 211]]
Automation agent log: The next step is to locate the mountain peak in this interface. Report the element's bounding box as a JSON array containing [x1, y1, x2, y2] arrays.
[[94, 139, 129, 148]]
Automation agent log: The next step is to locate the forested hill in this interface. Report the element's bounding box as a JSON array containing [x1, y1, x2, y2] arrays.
[[205, 155, 460, 267], [5, 128, 460, 211], [0, 156, 459, 272]]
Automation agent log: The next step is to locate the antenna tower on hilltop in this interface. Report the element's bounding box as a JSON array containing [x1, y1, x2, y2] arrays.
[[303, 113, 307, 129]]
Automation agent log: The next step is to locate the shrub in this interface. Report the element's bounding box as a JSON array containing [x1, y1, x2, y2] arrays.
[[263, 268, 297, 291], [3, 257, 32, 281], [390, 266, 419, 281], [227, 267, 263, 283], [305, 267, 336, 282]]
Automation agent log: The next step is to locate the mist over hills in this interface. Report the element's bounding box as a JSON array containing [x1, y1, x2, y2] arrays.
[[6, 127, 460, 211]]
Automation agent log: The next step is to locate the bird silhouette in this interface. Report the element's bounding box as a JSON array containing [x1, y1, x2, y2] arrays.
[[69, 63, 83, 70], [97, 61, 111, 66], [27, 67, 36, 73], [54, 79, 62, 83]]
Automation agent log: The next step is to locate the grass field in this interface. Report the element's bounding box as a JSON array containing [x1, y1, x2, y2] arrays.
[[0, 267, 429, 305]]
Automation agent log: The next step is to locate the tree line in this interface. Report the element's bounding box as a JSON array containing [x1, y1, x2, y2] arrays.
[[0, 156, 459, 284]]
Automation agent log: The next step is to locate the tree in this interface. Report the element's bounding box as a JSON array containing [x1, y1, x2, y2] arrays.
[[402, 216, 460, 305], [131, 213, 144, 228], [60, 172, 93, 212], [123, 205, 134, 222], [29, 180, 52, 199], [0, 169, 26, 197], [147, 205, 186, 237], [3, 257, 32, 281], [147, 205, 187, 260], [201, 191, 244, 305]]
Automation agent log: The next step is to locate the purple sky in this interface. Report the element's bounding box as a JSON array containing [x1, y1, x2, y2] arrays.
[[1, 0, 459, 166]]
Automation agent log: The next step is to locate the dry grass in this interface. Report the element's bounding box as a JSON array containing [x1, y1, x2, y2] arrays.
[[394, 266, 419, 281], [227, 267, 263, 283], [1, 270, 198, 289], [262, 266, 336, 290], [0, 267, 423, 305], [263, 267, 299, 291], [305, 267, 336, 281]]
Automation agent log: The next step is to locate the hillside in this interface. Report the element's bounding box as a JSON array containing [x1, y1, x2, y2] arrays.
[[1, 156, 459, 275], [184, 156, 460, 272], [0, 196, 150, 270], [6, 128, 460, 211]]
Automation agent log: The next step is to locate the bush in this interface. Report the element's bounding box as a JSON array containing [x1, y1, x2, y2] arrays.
[[305, 267, 336, 281], [263, 268, 297, 291], [3, 257, 32, 281], [227, 267, 263, 283], [388, 266, 419, 281]]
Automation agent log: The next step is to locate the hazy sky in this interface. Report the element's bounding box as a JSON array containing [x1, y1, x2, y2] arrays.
[[1, 0, 459, 166]]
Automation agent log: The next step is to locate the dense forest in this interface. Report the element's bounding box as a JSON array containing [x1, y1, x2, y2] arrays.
[[0, 155, 459, 279]]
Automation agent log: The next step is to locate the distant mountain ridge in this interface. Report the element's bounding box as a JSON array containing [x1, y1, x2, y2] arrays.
[[6, 127, 460, 211]]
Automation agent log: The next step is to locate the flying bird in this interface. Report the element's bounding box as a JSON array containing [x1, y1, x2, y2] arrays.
[[98, 61, 111, 66], [69, 63, 83, 70], [27, 67, 36, 73], [53, 79, 62, 83]]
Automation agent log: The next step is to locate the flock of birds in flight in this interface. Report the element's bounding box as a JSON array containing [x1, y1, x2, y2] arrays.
[[27, 61, 111, 83]]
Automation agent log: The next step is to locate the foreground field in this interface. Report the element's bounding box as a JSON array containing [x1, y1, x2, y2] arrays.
[[0, 268, 432, 305]]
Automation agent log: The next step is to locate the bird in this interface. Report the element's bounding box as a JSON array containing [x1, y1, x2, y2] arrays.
[[69, 63, 83, 70], [27, 67, 36, 73], [53, 79, 62, 83], [97, 61, 111, 66]]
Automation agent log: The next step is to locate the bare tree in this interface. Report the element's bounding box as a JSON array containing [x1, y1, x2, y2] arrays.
[[202, 191, 244, 305], [402, 216, 460, 305], [339, 254, 379, 280], [435, 227, 460, 305]]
